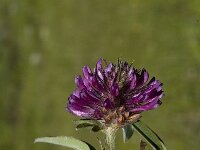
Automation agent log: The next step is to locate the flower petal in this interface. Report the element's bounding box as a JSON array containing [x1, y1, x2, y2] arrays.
[[130, 73, 137, 89], [103, 99, 115, 109], [75, 76, 85, 90], [67, 102, 96, 118], [136, 68, 149, 87], [95, 58, 104, 80], [111, 83, 119, 96], [128, 96, 162, 113], [82, 66, 92, 79], [80, 89, 102, 107]]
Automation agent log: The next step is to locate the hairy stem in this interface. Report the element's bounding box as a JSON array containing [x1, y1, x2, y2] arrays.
[[104, 126, 118, 150]]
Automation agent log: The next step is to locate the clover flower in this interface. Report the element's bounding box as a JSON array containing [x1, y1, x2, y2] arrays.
[[67, 58, 163, 127], [35, 58, 166, 150]]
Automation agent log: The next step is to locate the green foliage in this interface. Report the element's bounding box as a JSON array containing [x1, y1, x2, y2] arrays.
[[76, 123, 101, 132], [132, 121, 167, 150], [122, 124, 134, 143], [35, 136, 96, 150], [74, 119, 102, 132], [1, 0, 200, 150]]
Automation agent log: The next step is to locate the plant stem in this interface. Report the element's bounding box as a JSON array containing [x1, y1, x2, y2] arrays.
[[104, 126, 118, 150]]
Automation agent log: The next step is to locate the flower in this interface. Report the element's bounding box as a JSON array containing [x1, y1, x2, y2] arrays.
[[67, 59, 163, 126]]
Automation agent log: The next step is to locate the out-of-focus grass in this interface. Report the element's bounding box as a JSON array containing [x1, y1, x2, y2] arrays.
[[0, 0, 200, 150]]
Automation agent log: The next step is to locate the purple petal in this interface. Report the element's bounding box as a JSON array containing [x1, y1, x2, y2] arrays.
[[75, 76, 85, 89], [128, 67, 134, 76], [82, 77, 93, 91], [105, 63, 113, 73], [95, 59, 104, 80], [148, 89, 163, 99], [147, 77, 156, 86], [68, 94, 103, 119], [80, 89, 102, 106], [83, 66, 92, 79], [90, 76, 106, 92], [136, 68, 149, 87], [67, 102, 97, 118], [105, 63, 115, 79], [103, 99, 114, 109], [141, 69, 149, 83], [130, 73, 137, 89], [96, 58, 103, 70], [111, 83, 119, 96], [125, 94, 144, 105], [129, 97, 162, 113], [72, 89, 81, 98], [127, 67, 135, 81], [69, 95, 90, 107]]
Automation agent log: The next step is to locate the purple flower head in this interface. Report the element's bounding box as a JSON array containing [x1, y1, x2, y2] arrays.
[[67, 58, 163, 126]]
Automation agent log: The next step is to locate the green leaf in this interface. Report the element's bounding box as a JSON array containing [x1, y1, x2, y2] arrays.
[[73, 119, 99, 125], [76, 123, 95, 129], [91, 125, 101, 132], [34, 136, 96, 150], [122, 124, 134, 143], [132, 120, 167, 150], [76, 123, 101, 132], [74, 119, 102, 132]]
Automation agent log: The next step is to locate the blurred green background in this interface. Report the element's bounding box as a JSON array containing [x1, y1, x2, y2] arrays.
[[1, 0, 200, 150]]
